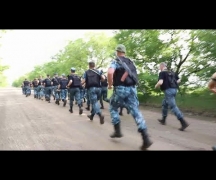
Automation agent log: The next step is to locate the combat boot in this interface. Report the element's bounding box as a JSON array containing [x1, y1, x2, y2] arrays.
[[86, 105, 90, 111], [63, 100, 67, 107], [69, 106, 73, 113], [79, 105, 83, 115], [119, 107, 123, 116], [140, 129, 153, 150], [158, 116, 167, 125], [179, 118, 189, 131], [98, 113, 104, 124], [110, 123, 123, 138], [87, 114, 94, 121], [56, 99, 60, 105]]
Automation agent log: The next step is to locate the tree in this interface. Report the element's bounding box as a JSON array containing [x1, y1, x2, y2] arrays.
[[12, 32, 116, 86], [114, 29, 216, 94]]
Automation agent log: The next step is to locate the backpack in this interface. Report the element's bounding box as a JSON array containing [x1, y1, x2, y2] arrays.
[[71, 75, 81, 87], [167, 70, 178, 88]]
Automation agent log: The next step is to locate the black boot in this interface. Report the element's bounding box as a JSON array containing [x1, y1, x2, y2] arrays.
[[79, 105, 83, 115], [98, 113, 104, 124], [179, 118, 189, 131], [63, 100, 67, 107], [119, 107, 123, 116], [69, 106, 73, 113], [56, 99, 60, 105], [87, 114, 94, 121], [110, 123, 123, 138], [158, 116, 166, 125], [86, 105, 90, 111], [140, 129, 153, 150]]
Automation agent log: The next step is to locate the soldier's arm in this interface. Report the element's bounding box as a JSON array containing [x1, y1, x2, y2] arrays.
[[107, 61, 117, 88], [81, 73, 86, 84], [67, 76, 73, 87], [155, 72, 164, 88]]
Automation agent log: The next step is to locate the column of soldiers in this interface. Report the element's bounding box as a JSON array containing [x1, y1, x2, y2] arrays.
[[20, 44, 216, 151]]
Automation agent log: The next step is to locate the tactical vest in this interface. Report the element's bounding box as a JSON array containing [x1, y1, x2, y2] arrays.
[[85, 69, 101, 88], [60, 79, 68, 89], [23, 80, 29, 86], [32, 80, 38, 87], [52, 77, 59, 86], [70, 75, 81, 88], [113, 57, 138, 87], [44, 78, 51, 87]]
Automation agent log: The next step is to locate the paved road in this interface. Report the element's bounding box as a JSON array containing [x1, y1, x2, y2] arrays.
[[0, 87, 215, 150]]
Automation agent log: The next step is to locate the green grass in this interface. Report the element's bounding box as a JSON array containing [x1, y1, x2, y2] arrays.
[[107, 89, 216, 116]]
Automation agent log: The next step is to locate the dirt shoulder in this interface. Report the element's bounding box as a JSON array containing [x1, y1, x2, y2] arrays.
[[139, 103, 216, 122]]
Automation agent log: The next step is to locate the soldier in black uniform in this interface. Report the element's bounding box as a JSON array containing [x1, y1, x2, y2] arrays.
[[43, 75, 53, 103]]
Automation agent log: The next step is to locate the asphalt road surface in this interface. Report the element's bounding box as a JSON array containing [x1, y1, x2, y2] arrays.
[[0, 87, 215, 150]]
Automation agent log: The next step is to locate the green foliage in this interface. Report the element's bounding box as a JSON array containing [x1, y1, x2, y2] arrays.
[[12, 32, 116, 87], [10, 29, 216, 109]]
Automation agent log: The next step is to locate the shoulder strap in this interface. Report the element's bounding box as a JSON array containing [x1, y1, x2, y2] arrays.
[[89, 69, 101, 76]]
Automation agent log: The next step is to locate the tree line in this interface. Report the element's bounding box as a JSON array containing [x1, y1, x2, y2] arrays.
[[11, 30, 216, 96]]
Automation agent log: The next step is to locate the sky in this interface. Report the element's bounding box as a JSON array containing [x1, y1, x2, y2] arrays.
[[0, 30, 115, 84]]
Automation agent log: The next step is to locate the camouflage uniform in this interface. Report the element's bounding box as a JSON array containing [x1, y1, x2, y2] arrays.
[[43, 75, 52, 103], [156, 62, 189, 131], [68, 68, 83, 114], [108, 44, 152, 150], [83, 63, 104, 124], [59, 74, 68, 107]]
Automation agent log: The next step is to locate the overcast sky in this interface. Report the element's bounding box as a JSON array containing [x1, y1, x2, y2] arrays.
[[0, 29, 114, 84]]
